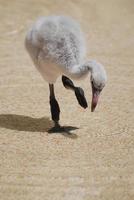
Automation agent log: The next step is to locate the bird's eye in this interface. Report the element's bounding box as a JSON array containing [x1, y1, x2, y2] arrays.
[[98, 88, 102, 92], [91, 80, 96, 88], [91, 80, 94, 85]]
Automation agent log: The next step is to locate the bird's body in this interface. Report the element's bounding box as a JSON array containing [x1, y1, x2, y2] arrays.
[[25, 16, 107, 129], [25, 16, 86, 83]]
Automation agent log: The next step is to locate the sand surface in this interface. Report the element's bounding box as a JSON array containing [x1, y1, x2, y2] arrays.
[[0, 0, 134, 199]]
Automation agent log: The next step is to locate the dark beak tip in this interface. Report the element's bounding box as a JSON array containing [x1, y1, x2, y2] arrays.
[[91, 106, 96, 112]]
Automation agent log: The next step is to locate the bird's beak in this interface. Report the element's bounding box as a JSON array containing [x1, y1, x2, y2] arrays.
[[91, 84, 100, 112]]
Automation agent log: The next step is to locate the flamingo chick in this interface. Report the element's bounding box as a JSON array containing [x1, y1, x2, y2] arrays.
[[25, 16, 107, 128]]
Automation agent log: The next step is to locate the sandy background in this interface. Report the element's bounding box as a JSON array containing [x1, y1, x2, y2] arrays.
[[0, 0, 134, 199]]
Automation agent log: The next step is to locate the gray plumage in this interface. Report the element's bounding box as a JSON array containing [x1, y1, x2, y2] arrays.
[[25, 16, 107, 88], [25, 16, 88, 83]]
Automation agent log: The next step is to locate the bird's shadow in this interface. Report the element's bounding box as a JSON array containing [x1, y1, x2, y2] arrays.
[[0, 114, 78, 138]]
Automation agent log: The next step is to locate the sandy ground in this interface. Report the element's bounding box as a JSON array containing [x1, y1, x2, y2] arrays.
[[0, 0, 134, 199]]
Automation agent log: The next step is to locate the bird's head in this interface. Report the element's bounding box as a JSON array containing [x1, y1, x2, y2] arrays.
[[86, 60, 107, 112]]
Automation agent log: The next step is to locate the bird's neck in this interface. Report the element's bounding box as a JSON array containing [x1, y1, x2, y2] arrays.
[[67, 63, 90, 80], [65, 60, 103, 80]]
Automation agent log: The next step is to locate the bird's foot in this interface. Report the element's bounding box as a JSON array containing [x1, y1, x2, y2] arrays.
[[54, 121, 61, 129], [48, 121, 65, 133]]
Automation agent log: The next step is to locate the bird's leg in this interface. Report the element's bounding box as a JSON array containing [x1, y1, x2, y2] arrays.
[[62, 75, 88, 109], [62, 75, 75, 91], [49, 84, 60, 128]]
